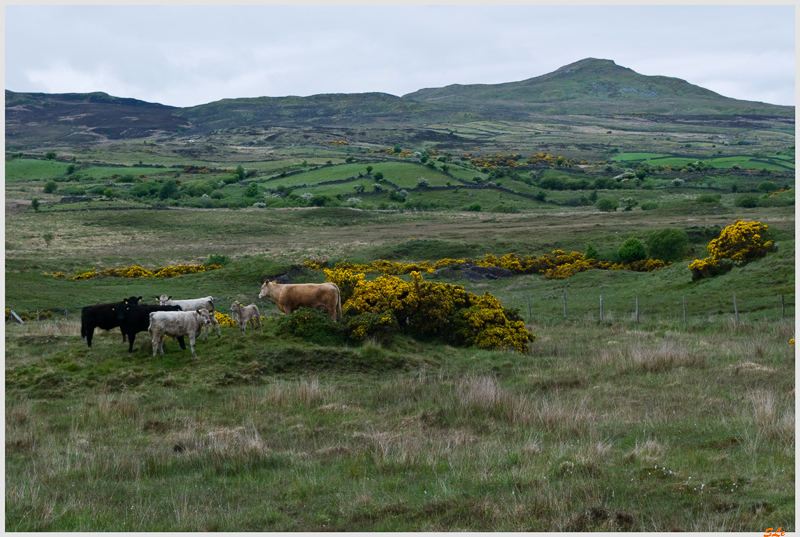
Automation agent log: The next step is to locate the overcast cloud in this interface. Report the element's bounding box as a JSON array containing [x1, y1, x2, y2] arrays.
[[5, 5, 795, 108]]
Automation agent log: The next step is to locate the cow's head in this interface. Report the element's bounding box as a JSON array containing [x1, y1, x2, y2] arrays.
[[196, 308, 212, 326], [155, 294, 172, 305], [229, 301, 240, 311], [259, 280, 275, 299]]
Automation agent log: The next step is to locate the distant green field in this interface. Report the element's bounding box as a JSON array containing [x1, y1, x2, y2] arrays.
[[5, 158, 70, 181], [611, 152, 794, 171]]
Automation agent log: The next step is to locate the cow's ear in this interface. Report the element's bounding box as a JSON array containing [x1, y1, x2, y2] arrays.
[[123, 299, 128, 304], [137, 296, 142, 301], [168, 296, 173, 300]]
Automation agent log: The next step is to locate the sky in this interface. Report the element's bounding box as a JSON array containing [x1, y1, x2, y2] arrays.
[[5, 5, 796, 109]]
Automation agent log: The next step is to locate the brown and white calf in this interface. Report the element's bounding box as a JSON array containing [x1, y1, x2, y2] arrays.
[[154, 295, 221, 339], [148, 308, 212, 358], [229, 301, 262, 335], [258, 281, 341, 321]]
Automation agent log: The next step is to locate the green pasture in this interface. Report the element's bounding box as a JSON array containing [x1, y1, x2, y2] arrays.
[[5, 158, 71, 181], [611, 152, 795, 171], [5, 178, 795, 531]]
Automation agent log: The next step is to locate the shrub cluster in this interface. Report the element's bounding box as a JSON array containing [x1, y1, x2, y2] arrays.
[[323, 269, 534, 353], [69, 264, 222, 280], [688, 220, 775, 280], [309, 247, 669, 284]]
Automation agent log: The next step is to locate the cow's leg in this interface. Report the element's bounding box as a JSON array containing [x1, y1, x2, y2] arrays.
[[128, 332, 136, 353], [177, 335, 186, 350], [189, 334, 197, 357], [151, 333, 159, 357], [210, 313, 221, 339], [158, 334, 165, 355], [85, 327, 94, 348]]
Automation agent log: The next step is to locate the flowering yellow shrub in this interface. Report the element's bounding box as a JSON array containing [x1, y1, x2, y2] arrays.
[[327, 269, 534, 353], [689, 220, 775, 280], [67, 264, 220, 280], [323, 267, 365, 304], [706, 220, 775, 263], [309, 248, 668, 284], [215, 311, 237, 328]]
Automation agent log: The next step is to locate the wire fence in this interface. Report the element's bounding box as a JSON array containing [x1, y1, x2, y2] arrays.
[[508, 291, 794, 326]]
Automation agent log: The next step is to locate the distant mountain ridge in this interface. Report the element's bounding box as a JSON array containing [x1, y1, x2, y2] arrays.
[[5, 58, 794, 148]]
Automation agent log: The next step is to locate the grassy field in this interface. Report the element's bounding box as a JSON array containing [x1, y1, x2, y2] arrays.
[[4, 136, 795, 531]]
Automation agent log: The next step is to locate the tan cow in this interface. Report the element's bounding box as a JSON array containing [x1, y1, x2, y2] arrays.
[[259, 281, 341, 321], [230, 301, 263, 335]]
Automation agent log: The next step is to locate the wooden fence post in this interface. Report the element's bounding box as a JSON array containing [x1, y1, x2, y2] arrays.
[[600, 295, 603, 322], [563, 293, 567, 319], [526, 295, 531, 321], [635, 296, 639, 323], [782, 294, 786, 320], [733, 293, 739, 325]]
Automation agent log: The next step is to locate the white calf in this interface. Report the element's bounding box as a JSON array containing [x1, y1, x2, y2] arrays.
[[230, 301, 262, 335], [148, 308, 212, 358], [154, 294, 221, 339]]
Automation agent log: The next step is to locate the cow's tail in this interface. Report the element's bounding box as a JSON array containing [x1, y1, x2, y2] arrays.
[[335, 284, 342, 322]]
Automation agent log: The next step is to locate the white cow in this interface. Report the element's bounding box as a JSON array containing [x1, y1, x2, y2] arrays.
[[148, 308, 212, 358], [154, 295, 221, 339], [230, 301, 262, 335]]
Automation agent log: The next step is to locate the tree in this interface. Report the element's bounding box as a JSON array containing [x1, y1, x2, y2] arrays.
[[373, 171, 384, 181], [584, 242, 600, 260], [103, 188, 114, 199], [365, 165, 373, 175], [244, 183, 260, 198], [44, 151, 56, 160], [620, 197, 639, 211], [234, 165, 245, 181], [43, 181, 58, 194], [595, 198, 617, 212], [43, 232, 54, 247], [159, 180, 179, 200], [646, 228, 689, 262], [393, 145, 402, 154], [757, 181, 778, 193], [31, 199, 40, 212], [618, 237, 647, 262]]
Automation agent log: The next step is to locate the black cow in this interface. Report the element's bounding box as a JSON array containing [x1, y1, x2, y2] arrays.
[[81, 302, 126, 348], [119, 297, 186, 353]]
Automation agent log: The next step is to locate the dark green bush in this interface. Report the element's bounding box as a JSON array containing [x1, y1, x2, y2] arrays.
[[695, 194, 719, 203], [43, 180, 58, 194], [734, 194, 759, 208], [344, 311, 399, 345], [183, 180, 214, 197], [640, 201, 659, 210], [206, 254, 230, 266], [276, 307, 344, 346], [646, 228, 689, 262], [617, 237, 647, 262], [595, 198, 617, 212]]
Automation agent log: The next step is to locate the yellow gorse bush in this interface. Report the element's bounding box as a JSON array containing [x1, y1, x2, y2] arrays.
[[689, 220, 776, 280], [215, 311, 237, 328], [309, 250, 666, 283], [325, 269, 534, 353], [68, 264, 221, 280]]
